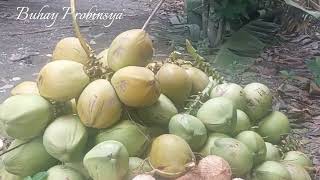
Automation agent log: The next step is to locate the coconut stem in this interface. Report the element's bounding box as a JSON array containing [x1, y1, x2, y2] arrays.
[[185, 76, 217, 115], [142, 0, 165, 30], [70, 0, 95, 59]]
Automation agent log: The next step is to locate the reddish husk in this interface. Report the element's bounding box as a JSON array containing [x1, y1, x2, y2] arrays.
[[176, 155, 232, 180]]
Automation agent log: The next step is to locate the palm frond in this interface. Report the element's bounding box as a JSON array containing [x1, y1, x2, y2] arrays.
[[213, 19, 279, 67]]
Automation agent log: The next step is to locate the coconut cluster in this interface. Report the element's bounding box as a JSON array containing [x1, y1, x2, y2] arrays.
[[0, 12, 314, 180]]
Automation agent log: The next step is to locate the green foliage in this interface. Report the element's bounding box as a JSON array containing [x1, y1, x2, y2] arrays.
[[213, 0, 260, 20]]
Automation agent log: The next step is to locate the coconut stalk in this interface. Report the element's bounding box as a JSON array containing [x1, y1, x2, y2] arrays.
[[70, 0, 95, 60], [70, 0, 114, 80], [184, 76, 216, 116]]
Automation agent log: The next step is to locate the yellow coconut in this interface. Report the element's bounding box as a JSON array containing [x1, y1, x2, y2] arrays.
[[184, 66, 209, 94], [52, 37, 89, 65], [97, 48, 109, 68], [156, 63, 192, 108], [111, 66, 160, 107], [108, 29, 153, 71], [77, 79, 122, 128], [10, 81, 39, 96], [149, 134, 196, 178], [37, 60, 90, 102]]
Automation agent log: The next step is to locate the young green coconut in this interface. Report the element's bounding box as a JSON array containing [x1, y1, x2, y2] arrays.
[[200, 133, 230, 156], [149, 134, 196, 178], [156, 63, 192, 109], [232, 110, 251, 136], [43, 115, 88, 162], [210, 83, 246, 111], [3, 137, 58, 177], [243, 83, 273, 122], [0, 160, 24, 180], [65, 162, 91, 180], [281, 162, 312, 180], [258, 111, 291, 144], [252, 161, 291, 180], [95, 120, 151, 157], [0, 95, 53, 140], [197, 97, 237, 134], [37, 60, 90, 102], [46, 165, 86, 180], [236, 131, 267, 165], [210, 138, 254, 177], [137, 94, 178, 127], [168, 113, 207, 151], [107, 29, 154, 71], [10, 81, 39, 95], [52, 37, 89, 65], [126, 157, 153, 180], [77, 79, 122, 129], [283, 151, 313, 168], [83, 140, 129, 180], [265, 142, 281, 161], [111, 66, 161, 107]]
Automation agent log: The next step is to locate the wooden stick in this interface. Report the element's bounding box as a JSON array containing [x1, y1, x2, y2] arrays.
[[142, 0, 165, 30]]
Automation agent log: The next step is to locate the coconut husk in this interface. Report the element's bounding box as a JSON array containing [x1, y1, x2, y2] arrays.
[[198, 155, 232, 180]]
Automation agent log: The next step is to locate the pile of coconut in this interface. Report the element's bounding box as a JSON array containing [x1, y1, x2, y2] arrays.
[[0, 0, 315, 180]]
